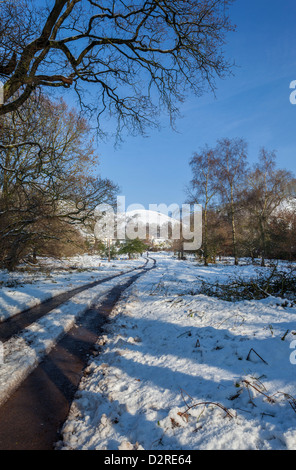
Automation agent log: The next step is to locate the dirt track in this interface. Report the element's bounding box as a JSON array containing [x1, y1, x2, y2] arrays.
[[0, 257, 156, 450], [0, 259, 148, 342]]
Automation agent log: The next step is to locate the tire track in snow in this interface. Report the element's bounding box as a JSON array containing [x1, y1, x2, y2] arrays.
[[0, 258, 149, 342], [0, 256, 156, 450]]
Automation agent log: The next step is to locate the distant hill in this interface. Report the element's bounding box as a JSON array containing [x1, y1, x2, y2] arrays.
[[126, 209, 181, 227], [123, 209, 182, 242], [275, 197, 296, 214]]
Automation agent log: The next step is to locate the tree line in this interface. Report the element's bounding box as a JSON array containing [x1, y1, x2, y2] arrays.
[[186, 138, 296, 266], [0, 92, 119, 270], [0, 0, 236, 270]]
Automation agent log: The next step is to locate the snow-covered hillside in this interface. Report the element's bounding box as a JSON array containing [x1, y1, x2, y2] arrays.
[[126, 209, 181, 227], [95, 208, 184, 244], [276, 197, 296, 214]]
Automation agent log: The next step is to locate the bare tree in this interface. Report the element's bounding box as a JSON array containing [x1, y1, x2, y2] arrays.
[[0, 0, 235, 136], [215, 137, 248, 265], [187, 146, 220, 265], [245, 148, 295, 266], [0, 93, 118, 269]]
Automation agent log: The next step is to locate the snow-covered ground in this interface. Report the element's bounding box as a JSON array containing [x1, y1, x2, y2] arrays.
[[0, 254, 143, 322], [0, 255, 146, 407], [0, 268, 146, 408], [1, 252, 296, 450], [58, 253, 296, 450]]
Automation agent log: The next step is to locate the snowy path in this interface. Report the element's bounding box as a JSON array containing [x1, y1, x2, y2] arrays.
[[0, 258, 148, 342], [0, 257, 153, 416], [1, 253, 296, 450], [0, 257, 156, 450], [0, 255, 144, 322], [58, 253, 296, 451]]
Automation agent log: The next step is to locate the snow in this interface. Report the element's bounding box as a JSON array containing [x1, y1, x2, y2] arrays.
[[58, 253, 296, 450], [126, 209, 181, 227], [276, 197, 296, 214], [0, 254, 143, 322], [0, 265, 144, 407], [1, 252, 296, 450]]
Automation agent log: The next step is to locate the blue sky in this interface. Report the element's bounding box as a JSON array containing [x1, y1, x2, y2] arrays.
[[65, 0, 296, 210]]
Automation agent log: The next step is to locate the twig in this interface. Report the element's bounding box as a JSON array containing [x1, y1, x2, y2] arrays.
[[217, 312, 245, 329], [246, 348, 268, 365], [180, 401, 234, 419], [271, 392, 296, 413], [242, 380, 296, 414], [177, 330, 192, 338], [281, 329, 289, 341], [242, 380, 275, 403], [179, 388, 194, 409]]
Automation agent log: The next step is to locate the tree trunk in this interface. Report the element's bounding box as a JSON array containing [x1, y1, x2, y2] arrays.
[[230, 186, 238, 265], [260, 218, 266, 267], [203, 205, 209, 266]]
